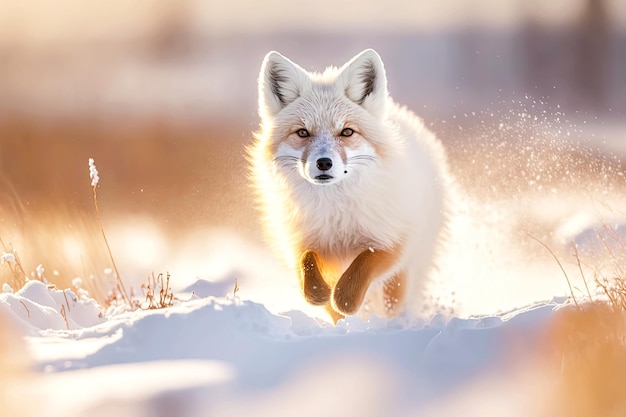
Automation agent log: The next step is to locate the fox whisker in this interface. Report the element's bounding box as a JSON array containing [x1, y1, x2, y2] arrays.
[[347, 155, 377, 167], [347, 155, 376, 162], [274, 156, 299, 161], [274, 156, 300, 167]]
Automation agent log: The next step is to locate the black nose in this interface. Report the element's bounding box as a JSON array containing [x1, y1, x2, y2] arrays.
[[316, 157, 333, 171]]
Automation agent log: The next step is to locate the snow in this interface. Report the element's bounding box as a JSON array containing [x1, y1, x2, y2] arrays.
[[0, 277, 568, 416], [3, 281, 105, 332]]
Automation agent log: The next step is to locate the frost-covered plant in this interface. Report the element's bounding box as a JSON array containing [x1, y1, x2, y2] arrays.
[[72, 277, 92, 301], [1, 252, 15, 264], [88, 157, 99, 187], [0, 241, 28, 290], [88, 158, 130, 306], [35, 264, 46, 282]]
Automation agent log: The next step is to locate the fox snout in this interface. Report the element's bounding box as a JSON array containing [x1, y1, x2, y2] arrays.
[[313, 157, 335, 181], [296, 135, 346, 185], [303, 151, 346, 185], [316, 157, 333, 171]]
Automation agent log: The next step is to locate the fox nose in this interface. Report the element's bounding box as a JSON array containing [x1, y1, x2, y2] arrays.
[[316, 157, 333, 171]]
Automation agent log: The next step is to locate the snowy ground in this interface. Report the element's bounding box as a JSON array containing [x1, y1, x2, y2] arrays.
[[2, 278, 565, 417], [1, 110, 626, 416]]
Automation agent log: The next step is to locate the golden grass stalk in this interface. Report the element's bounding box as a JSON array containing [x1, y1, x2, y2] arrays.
[[89, 158, 130, 306]]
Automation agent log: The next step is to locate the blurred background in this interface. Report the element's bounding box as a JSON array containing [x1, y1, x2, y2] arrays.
[[1, 0, 625, 311]]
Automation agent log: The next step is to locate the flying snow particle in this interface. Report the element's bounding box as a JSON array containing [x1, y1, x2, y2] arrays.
[[36, 264, 44, 279]]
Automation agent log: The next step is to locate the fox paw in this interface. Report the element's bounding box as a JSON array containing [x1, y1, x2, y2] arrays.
[[331, 258, 373, 316], [331, 279, 368, 316], [300, 250, 331, 305], [304, 277, 331, 305]]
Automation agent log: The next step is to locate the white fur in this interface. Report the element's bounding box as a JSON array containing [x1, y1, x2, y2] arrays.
[[249, 49, 452, 318]]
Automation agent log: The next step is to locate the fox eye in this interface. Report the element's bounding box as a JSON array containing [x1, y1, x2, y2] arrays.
[[296, 129, 310, 138], [340, 128, 354, 137]]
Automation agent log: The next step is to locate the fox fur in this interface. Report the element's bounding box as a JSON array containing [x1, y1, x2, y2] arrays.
[[249, 49, 452, 323]]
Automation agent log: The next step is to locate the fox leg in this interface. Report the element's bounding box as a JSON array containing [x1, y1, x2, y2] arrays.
[[383, 271, 406, 317], [299, 250, 331, 305], [332, 247, 401, 316]]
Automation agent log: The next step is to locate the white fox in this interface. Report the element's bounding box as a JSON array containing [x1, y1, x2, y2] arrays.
[[249, 49, 452, 323]]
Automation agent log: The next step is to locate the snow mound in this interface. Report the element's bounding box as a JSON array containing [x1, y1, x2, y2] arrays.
[[0, 278, 567, 416], [29, 288, 559, 395], [0, 281, 105, 332]]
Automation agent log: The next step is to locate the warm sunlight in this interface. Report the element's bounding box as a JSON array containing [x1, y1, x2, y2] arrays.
[[1, 1, 626, 416]]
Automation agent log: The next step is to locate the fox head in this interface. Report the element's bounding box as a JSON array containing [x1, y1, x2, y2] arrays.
[[256, 49, 391, 186]]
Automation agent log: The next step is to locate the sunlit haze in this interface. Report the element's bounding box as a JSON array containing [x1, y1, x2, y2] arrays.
[[1, 0, 625, 317]]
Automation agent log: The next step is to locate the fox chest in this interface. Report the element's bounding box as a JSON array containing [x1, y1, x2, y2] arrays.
[[296, 192, 400, 256]]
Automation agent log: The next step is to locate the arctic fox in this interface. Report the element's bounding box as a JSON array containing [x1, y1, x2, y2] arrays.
[[249, 49, 452, 323]]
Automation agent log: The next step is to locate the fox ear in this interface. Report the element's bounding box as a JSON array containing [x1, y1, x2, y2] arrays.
[[258, 51, 309, 119], [338, 49, 388, 117]]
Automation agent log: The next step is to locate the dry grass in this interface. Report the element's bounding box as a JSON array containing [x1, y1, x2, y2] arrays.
[[534, 230, 626, 417], [89, 159, 130, 306], [544, 302, 626, 417], [233, 277, 239, 298], [141, 272, 174, 309], [0, 115, 255, 305]]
